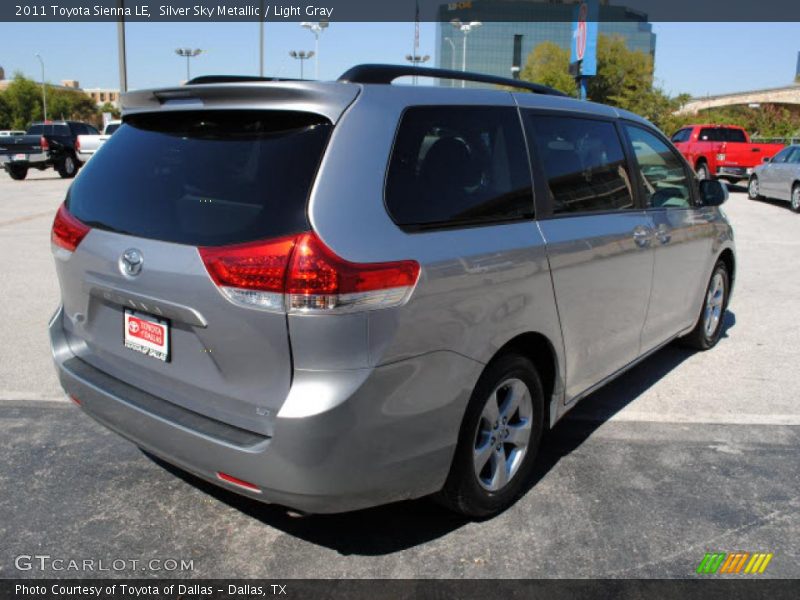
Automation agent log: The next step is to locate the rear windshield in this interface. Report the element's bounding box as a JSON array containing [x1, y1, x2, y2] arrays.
[[28, 123, 71, 136], [67, 110, 332, 246], [104, 123, 120, 135]]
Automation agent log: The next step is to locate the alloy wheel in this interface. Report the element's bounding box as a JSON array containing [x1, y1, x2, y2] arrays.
[[703, 272, 725, 338], [473, 378, 533, 492]]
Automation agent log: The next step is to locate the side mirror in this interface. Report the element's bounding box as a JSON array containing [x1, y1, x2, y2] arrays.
[[762, 156, 771, 163], [699, 179, 728, 207]]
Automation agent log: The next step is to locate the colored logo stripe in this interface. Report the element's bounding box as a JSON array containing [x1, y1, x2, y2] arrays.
[[697, 552, 773, 574]]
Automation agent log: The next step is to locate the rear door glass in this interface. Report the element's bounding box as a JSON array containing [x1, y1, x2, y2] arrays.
[[385, 106, 534, 229], [524, 114, 634, 214], [67, 111, 332, 246]]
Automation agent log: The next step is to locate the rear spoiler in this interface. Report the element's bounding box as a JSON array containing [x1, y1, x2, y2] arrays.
[[120, 81, 360, 124]]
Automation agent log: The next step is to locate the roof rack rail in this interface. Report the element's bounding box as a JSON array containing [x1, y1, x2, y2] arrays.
[[185, 75, 299, 85], [338, 64, 567, 97]]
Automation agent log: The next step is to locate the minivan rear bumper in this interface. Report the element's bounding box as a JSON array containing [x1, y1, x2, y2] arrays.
[[50, 306, 481, 513]]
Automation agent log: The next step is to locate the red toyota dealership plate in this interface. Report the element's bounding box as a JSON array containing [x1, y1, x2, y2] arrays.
[[124, 309, 170, 362]]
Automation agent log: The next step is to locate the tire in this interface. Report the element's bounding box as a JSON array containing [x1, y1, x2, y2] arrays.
[[6, 165, 28, 180], [747, 176, 762, 200], [696, 162, 710, 181], [791, 184, 800, 213], [57, 153, 78, 179], [436, 354, 545, 518], [680, 260, 730, 351]]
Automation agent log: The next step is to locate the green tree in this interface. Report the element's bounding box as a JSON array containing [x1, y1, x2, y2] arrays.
[[98, 102, 121, 120], [0, 93, 12, 129], [2, 73, 44, 129], [518, 41, 576, 97]]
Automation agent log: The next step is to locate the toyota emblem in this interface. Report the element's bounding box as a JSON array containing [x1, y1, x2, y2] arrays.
[[121, 248, 144, 277]]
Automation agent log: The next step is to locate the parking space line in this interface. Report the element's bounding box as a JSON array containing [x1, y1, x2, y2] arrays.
[[570, 410, 800, 426]]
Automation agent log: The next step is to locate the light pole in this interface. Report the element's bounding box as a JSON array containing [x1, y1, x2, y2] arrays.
[[300, 21, 328, 80], [450, 19, 482, 87], [117, 0, 127, 92], [405, 54, 430, 85], [34, 53, 47, 122], [289, 51, 315, 80], [258, 0, 264, 76], [175, 48, 202, 82], [443, 37, 457, 87]]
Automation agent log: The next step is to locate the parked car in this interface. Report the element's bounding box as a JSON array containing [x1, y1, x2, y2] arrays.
[[0, 121, 98, 180], [671, 124, 784, 183], [49, 65, 735, 517], [0, 130, 26, 136], [748, 144, 800, 212], [76, 120, 122, 162]]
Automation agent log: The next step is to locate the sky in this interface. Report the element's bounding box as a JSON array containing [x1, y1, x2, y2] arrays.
[[0, 21, 798, 97]]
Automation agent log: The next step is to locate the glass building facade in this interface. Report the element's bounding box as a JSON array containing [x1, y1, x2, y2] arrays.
[[435, 1, 656, 84]]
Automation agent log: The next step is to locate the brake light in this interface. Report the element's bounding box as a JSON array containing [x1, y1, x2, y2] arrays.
[[75, 137, 80, 152], [40, 136, 49, 151], [51, 203, 90, 252], [199, 232, 420, 314]]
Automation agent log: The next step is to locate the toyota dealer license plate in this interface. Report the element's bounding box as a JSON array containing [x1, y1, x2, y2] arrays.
[[124, 309, 169, 362], [13, 154, 27, 161]]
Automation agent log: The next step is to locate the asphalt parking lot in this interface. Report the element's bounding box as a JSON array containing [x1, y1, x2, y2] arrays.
[[0, 170, 798, 579]]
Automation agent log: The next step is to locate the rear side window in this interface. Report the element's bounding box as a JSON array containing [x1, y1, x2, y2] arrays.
[[525, 114, 634, 214], [385, 106, 534, 230], [67, 110, 331, 247]]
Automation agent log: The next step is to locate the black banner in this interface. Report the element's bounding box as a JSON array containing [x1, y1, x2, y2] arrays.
[[2, 0, 800, 22], [2, 580, 799, 600]]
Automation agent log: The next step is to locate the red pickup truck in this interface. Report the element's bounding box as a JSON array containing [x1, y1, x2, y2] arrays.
[[670, 124, 784, 183]]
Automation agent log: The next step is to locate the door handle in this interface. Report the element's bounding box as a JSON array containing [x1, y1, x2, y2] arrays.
[[656, 224, 671, 245], [633, 226, 652, 248]]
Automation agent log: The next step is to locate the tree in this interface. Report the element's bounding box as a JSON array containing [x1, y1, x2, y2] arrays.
[[519, 34, 689, 132], [2, 73, 45, 129], [0, 93, 12, 129], [518, 41, 576, 97], [98, 102, 121, 120]]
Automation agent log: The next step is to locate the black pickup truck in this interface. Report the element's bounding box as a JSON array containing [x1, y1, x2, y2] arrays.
[[0, 121, 99, 180]]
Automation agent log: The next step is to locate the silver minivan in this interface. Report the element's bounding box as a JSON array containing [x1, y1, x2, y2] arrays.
[[49, 65, 735, 517]]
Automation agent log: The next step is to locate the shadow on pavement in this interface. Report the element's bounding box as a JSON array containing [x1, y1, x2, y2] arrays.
[[146, 311, 736, 556]]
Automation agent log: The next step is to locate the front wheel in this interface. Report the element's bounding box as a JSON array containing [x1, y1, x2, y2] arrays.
[[436, 354, 545, 518], [6, 165, 28, 180], [748, 176, 762, 200], [680, 260, 730, 350], [791, 184, 800, 213], [57, 154, 78, 179]]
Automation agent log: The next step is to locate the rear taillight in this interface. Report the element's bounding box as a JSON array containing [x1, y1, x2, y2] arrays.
[[40, 136, 49, 151], [199, 232, 420, 314], [51, 203, 90, 252], [74, 137, 80, 152]]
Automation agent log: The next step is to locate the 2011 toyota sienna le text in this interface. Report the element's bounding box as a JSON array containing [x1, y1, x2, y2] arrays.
[[49, 65, 735, 517]]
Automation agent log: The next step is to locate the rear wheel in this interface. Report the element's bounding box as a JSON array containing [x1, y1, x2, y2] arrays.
[[6, 165, 28, 180], [747, 176, 762, 200], [791, 184, 800, 213], [57, 154, 78, 178], [680, 260, 730, 350], [696, 162, 710, 181], [436, 354, 545, 518]]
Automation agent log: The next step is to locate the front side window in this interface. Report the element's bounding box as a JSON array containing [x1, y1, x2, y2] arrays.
[[625, 125, 693, 209], [525, 114, 634, 214], [385, 106, 534, 230], [771, 147, 793, 164], [671, 128, 691, 143]]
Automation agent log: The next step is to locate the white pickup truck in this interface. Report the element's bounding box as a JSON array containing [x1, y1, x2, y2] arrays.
[[75, 120, 121, 162]]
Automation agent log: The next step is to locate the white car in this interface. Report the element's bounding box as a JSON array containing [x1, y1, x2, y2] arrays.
[[75, 121, 122, 163]]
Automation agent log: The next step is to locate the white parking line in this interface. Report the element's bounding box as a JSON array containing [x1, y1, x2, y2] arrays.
[[0, 392, 68, 402]]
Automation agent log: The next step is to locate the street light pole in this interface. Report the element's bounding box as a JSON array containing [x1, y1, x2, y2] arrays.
[[300, 21, 328, 80], [117, 0, 127, 92], [175, 48, 203, 82], [444, 37, 456, 87], [450, 20, 482, 88], [289, 51, 315, 80], [259, 0, 264, 76], [34, 53, 47, 122], [405, 54, 430, 85]]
